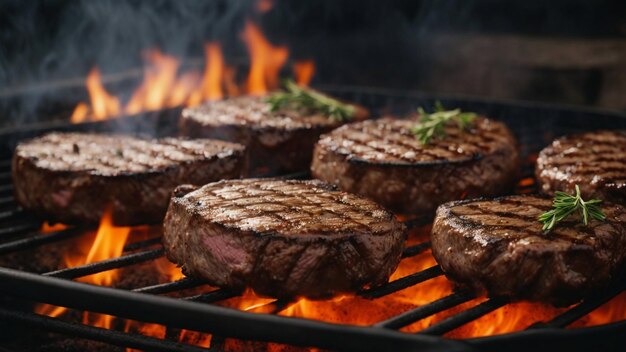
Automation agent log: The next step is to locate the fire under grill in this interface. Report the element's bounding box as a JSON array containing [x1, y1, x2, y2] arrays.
[[0, 87, 626, 352]]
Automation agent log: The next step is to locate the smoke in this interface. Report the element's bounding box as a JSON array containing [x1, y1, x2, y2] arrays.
[[0, 0, 253, 127]]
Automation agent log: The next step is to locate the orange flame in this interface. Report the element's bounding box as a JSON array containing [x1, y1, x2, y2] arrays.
[[36, 209, 131, 329], [242, 21, 289, 95], [294, 60, 315, 86], [70, 25, 299, 123]]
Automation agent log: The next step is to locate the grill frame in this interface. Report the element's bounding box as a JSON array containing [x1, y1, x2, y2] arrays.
[[1, 87, 626, 351]]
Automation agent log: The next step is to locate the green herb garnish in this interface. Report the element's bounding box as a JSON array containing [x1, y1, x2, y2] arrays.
[[538, 185, 606, 232], [411, 102, 476, 144], [266, 79, 355, 122]]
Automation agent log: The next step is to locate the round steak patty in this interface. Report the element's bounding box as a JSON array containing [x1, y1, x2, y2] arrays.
[[163, 179, 406, 299], [536, 130, 626, 204], [180, 95, 368, 175], [431, 195, 626, 305], [311, 116, 519, 216], [12, 132, 246, 225]]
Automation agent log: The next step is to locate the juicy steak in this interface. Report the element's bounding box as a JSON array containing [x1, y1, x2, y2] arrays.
[[180, 96, 368, 175], [163, 179, 406, 299], [536, 131, 626, 204], [431, 196, 626, 305], [311, 117, 519, 216], [13, 133, 246, 225]]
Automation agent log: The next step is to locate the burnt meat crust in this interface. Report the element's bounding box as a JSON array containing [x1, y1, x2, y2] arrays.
[[536, 130, 626, 204], [163, 179, 406, 299], [311, 116, 520, 216], [431, 195, 626, 306], [180, 95, 368, 175], [12, 133, 247, 225]]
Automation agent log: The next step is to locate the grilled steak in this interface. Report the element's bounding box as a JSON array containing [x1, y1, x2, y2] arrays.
[[311, 116, 519, 216], [536, 131, 626, 204], [180, 95, 368, 175], [163, 179, 406, 299], [431, 195, 626, 305], [13, 133, 246, 225]]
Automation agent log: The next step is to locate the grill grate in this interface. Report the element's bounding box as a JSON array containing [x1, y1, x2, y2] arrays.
[[1, 88, 626, 351]]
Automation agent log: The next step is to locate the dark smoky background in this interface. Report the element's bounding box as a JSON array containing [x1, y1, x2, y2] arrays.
[[1, 0, 626, 128]]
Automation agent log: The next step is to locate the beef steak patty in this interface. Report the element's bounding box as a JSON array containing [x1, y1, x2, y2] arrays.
[[163, 179, 406, 299], [180, 95, 368, 175], [13, 133, 246, 225], [536, 130, 626, 204], [431, 195, 626, 305], [311, 116, 519, 216]]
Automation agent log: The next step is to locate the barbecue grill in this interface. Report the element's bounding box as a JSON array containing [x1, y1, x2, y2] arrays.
[[0, 87, 625, 352]]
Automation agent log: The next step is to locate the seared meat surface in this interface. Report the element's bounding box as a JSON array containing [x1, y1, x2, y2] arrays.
[[536, 130, 626, 204], [180, 96, 368, 175], [13, 133, 246, 225], [163, 179, 406, 299], [431, 195, 626, 305], [311, 116, 519, 216]]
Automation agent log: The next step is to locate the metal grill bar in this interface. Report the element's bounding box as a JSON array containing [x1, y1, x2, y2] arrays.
[[359, 266, 443, 299], [0, 228, 83, 255], [374, 291, 475, 330], [44, 248, 164, 279], [539, 283, 626, 329], [0, 307, 214, 352], [0, 267, 469, 352], [0, 208, 24, 221], [420, 298, 509, 335], [0, 222, 40, 237], [401, 242, 431, 258], [134, 277, 206, 294], [123, 237, 162, 252], [183, 289, 243, 303]]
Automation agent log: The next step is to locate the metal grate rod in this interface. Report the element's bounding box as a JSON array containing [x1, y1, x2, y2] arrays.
[[401, 242, 431, 258], [537, 283, 626, 329], [0, 227, 84, 255], [0, 222, 40, 237], [123, 237, 162, 252], [44, 248, 164, 279], [419, 297, 509, 335], [134, 277, 206, 295], [374, 291, 475, 330], [0, 307, 213, 352], [359, 266, 443, 299], [183, 289, 243, 304]]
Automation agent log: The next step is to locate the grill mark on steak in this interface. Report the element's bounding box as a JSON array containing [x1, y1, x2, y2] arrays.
[[536, 130, 626, 204], [431, 195, 626, 305], [13, 133, 247, 225], [163, 179, 406, 298]]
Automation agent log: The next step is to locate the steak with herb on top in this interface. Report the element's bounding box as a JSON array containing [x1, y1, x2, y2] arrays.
[[311, 116, 519, 216], [180, 95, 368, 175], [12, 132, 246, 225], [431, 195, 626, 305], [536, 130, 626, 205], [163, 179, 406, 299]]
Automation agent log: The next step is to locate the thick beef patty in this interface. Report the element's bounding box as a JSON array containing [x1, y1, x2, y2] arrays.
[[431, 195, 626, 305], [536, 130, 626, 205], [311, 117, 519, 216], [163, 179, 406, 299], [180, 96, 368, 175], [13, 133, 246, 225]]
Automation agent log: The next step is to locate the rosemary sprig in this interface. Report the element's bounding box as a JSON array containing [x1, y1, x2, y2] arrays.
[[266, 79, 355, 122], [538, 185, 606, 232], [410, 102, 477, 144]]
